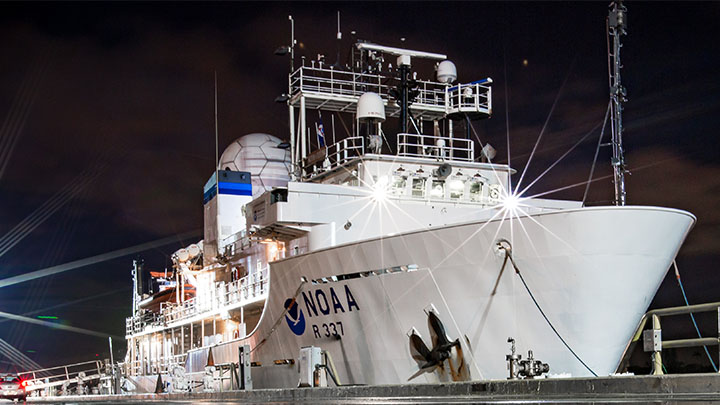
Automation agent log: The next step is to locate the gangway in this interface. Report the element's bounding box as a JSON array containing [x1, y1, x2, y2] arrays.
[[17, 360, 109, 395]]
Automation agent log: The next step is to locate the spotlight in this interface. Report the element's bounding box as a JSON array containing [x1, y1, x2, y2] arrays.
[[503, 194, 520, 211], [372, 176, 389, 201]]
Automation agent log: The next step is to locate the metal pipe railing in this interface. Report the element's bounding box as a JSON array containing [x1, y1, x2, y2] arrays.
[[126, 268, 270, 336], [617, 301, 720, 374]]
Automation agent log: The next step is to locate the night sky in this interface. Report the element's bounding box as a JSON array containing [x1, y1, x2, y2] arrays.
[[1, 2, 719, 373]]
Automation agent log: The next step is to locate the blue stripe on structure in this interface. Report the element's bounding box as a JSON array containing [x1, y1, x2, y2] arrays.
[[203, 189, 216, 204], [218, 181, 252, 191], [219, 187, 252, 196]]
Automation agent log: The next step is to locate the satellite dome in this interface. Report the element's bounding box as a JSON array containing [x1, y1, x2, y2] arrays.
[[218, 133, 291, 196], [437, 60, 457, 84], [356, 92, 386, 122]]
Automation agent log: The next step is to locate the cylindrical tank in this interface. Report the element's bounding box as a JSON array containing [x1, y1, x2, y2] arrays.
[[356, 92, 386, 122], [187, 244, 201, 259], [218, 133, 291, 196], [175, 248, 190, 263], [437, 60, 457, 84]]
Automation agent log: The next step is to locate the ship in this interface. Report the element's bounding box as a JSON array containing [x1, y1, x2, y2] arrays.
[[122, 4, 695, 392]]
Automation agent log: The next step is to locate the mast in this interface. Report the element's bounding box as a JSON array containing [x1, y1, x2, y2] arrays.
[[608, 1, 628, 206]]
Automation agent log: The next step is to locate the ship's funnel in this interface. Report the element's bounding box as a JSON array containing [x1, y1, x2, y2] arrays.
[[203, 170, 253, 264]]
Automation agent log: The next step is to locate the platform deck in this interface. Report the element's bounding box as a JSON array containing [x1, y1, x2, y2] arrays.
[[26, 373, 720, 404]]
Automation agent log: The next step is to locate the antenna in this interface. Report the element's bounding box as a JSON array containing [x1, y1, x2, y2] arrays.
[[335, 11, 342, 67], [291, 16, 295, 71], [337, 11, 342, 40], [607, 1, 628, 206], [214, 71, 219, 199]]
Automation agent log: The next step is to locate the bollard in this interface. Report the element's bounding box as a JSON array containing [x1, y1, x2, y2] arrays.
[[643, 314, 663, 375]]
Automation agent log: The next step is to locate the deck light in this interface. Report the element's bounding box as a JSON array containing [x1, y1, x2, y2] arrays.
[[372, 176, 390, 201], [503, 194, 520, 211]]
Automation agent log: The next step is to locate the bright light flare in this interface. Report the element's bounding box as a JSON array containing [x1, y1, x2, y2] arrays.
[[372, 175, 390, 202], [502, 193, 521, 211]]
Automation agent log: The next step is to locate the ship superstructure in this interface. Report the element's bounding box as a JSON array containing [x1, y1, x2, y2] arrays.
[[121, 11, 695, 392]]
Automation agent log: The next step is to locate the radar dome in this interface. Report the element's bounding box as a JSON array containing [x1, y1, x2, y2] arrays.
[[437, 60, 457, 84], [356, 92, 386, 122], [218, 133, 291, 196]]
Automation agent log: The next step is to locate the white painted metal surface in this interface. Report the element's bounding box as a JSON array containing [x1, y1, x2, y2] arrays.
[[224, 205, 694, 387]]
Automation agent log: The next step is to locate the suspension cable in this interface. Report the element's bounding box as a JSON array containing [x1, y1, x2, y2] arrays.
[[673, 261, 718, 372], [582, 101, 611, 206], [497, 244, 597, 376]]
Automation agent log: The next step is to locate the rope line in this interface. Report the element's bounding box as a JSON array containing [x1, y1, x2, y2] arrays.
[[673, 261, 718, 372], [582, 101, 611, 206], [498, 245, 598, 376], [250, 279, 307, 354]]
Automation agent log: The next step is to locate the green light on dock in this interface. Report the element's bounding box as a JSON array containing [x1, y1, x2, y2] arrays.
[[36, 315, 58, 320]]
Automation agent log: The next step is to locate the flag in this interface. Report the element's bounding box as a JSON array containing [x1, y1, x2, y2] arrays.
[[316, 119, 326, 148]]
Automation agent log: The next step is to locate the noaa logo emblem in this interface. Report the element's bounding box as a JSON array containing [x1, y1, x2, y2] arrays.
[[284, 298, 305, 336]]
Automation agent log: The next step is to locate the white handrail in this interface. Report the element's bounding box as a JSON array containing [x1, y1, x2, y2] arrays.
[[126, 268, 269, 335]]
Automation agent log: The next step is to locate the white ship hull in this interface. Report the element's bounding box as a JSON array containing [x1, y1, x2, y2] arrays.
[[204, 205, 694, 387]]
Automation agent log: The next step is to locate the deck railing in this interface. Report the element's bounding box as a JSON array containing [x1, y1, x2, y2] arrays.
[[397, 133, 474, 162], [303, 136, 365, 179], [446, 79, 492, 118], [121, 353, 187, 376], [126, 268, 269, 336], [289, 66, 447, 114]]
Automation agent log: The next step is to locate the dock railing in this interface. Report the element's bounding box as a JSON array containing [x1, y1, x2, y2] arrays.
[[17, 360, 105, 392], [617, 301, 720, 374]]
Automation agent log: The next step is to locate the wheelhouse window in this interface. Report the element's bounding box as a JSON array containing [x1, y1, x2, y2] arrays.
[[430, 180, 445, 199], [469, 180, 484, 202], [411, 177, 426, 198], [391, 175, 407, 196], [448, 178, 465, 200]]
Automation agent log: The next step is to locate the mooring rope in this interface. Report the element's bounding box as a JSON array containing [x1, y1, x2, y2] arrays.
[[250, 278, 307, 354], [497, 243, 598, 376], [673, 260, 718, 372]]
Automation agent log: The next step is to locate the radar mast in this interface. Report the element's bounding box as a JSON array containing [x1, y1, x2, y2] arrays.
[[608, 0, 628, 206]]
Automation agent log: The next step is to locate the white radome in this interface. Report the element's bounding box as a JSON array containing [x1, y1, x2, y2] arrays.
[[356, 92, 386, 122], [218, 133, 291, 196], [437, 60, 457, 84]]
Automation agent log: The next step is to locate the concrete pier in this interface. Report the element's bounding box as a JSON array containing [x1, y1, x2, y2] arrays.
[[27, 373, 720, 403]]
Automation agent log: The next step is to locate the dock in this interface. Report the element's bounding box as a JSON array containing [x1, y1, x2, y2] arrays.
[[26, 373, 720, 403]]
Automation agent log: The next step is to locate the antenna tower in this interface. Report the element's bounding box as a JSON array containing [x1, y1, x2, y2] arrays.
[[608, 1, 628, 206]]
